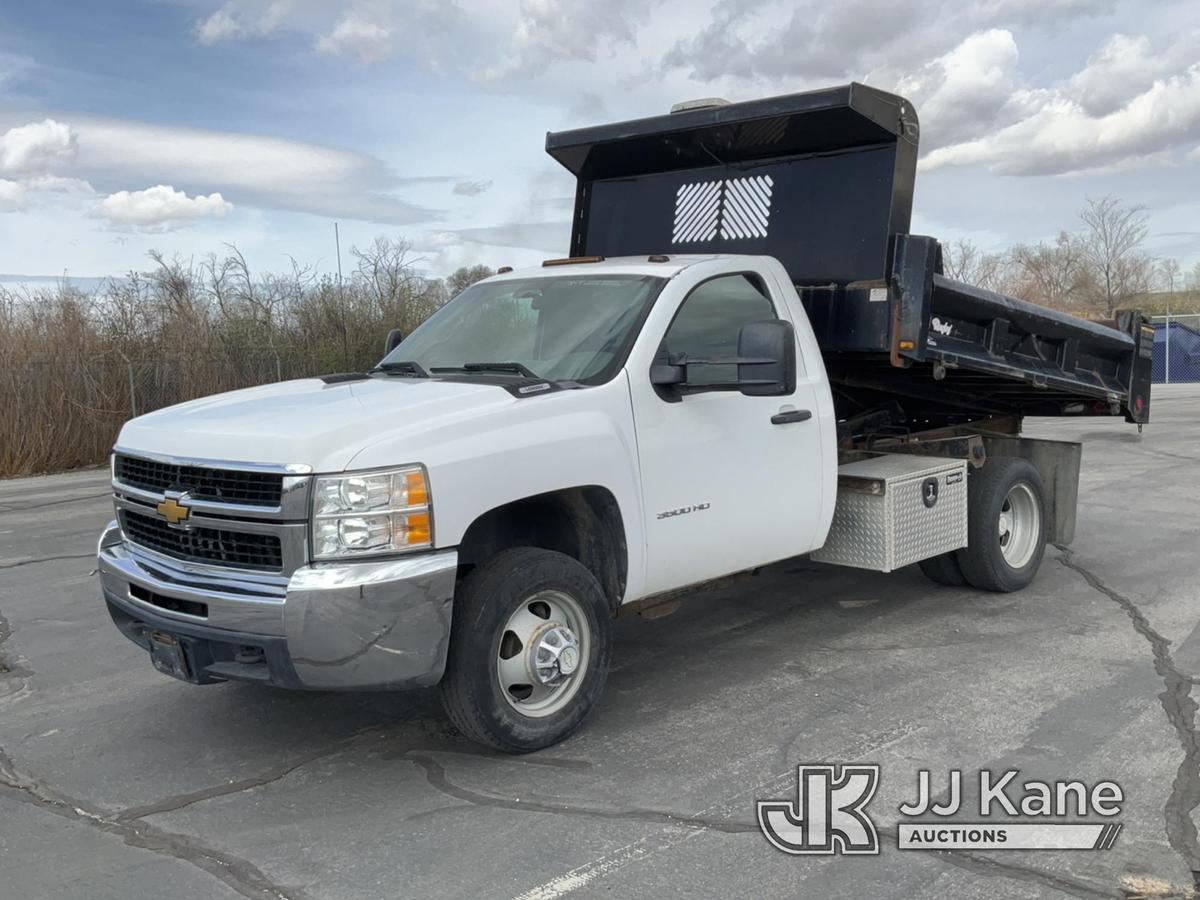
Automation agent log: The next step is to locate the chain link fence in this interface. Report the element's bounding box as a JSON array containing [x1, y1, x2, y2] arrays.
[[1151, 315, 1200, 384]]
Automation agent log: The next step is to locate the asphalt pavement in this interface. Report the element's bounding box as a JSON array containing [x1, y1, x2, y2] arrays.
[[2, 386, 1199, 899]]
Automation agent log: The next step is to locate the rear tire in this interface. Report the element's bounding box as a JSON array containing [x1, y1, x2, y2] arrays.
[[918, 552, 968, 587], [440, 548, 611, 753], [955, 457, 1047, 593]]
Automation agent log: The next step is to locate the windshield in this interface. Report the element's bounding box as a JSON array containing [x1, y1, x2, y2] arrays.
[[380, 274, 666, 384]]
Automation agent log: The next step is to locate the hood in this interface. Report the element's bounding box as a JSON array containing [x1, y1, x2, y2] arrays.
[[117, 376, 515, 472]]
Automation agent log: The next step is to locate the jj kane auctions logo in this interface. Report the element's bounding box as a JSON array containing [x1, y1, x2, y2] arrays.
[[758, 765, 1123, 854]]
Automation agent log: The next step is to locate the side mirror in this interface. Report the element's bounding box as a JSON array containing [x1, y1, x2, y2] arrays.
[[383, 328, 404, 356], [650, 363, 685, 386], [737, 319, 795, 396]]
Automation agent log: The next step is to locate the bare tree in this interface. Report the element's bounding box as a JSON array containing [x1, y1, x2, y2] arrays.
[[1010, 232, 1088, 310], [1159, 257, 1181, 294], [942, 238, 1003, 286], [445, 264, 494, 298], [199, 251, 241, 323], [1078, 196, 1151, 316], [352, 237, 420, 312]]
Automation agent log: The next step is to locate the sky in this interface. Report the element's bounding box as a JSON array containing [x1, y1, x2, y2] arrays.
[[1, 0, 1198, 283]]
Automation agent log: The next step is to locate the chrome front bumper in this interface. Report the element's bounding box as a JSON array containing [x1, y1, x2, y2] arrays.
[[97, 521, 457, 690]]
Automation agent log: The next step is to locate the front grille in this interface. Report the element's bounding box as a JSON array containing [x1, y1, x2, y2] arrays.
[[121, 509, 283, 571], [115, 455, 283, 507]]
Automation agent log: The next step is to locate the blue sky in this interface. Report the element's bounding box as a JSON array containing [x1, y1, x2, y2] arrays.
[[1, 0, 1198, 282]]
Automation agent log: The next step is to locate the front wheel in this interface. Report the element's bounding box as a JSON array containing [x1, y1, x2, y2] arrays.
[[440, 548, 612, 752], [955, 457, 1047, 592]]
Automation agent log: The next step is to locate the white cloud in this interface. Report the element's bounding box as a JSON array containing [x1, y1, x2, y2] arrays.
[[0, 121, 92, 213], [183, 0, 1115, 99], [193, 0, 1104, 87], [0, 178, 24, 211], [189, 0, 655, 80], [895, 30, 1020, 149], [315, 14, 392, 62], [922, 45, 1200, 175], [452, 179, 492, 196], [95, 185, 233, 230], [1065, 34, 1167, 116], [481, 0, 651, 79], [662, 0, 1113, 86], [454, 221, 569, 252], [194, 1, 469, 71], [75, 118, 359, 192], [65, 116, 432, 224], [196, 7, 243, 43], [24, 174, 94, 194], [196, 0, 291, 44], [0, 119, 76, 175], [0, 51, 35, 94]]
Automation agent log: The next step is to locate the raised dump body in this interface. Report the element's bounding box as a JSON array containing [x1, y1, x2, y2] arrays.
[[545, 82, 1152, 428]]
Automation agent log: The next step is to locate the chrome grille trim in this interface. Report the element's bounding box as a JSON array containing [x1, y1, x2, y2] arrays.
[[125, 542, 290, 596], [111, 451, 311, 522], [110, 451, 312, 575], [111, 446, 312, 474], [114, 453, 285, 507], [120, 508, 284, 571]]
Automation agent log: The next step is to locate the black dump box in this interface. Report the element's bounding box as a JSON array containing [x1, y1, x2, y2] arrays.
[[546, 82, 1152, 426]]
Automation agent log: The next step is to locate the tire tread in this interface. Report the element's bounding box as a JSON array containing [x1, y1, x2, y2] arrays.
[[955, 457, 1047, 593], [440, 547, 610, 753]]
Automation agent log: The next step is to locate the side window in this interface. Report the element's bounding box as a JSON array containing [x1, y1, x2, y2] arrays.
[[659, 274, 776, 388]]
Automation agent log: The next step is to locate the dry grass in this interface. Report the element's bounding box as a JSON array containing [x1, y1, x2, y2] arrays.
[[0, 242, 486, 477]]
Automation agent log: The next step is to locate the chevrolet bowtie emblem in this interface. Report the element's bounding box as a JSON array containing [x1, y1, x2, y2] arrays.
[[156, 496, 191, 525]]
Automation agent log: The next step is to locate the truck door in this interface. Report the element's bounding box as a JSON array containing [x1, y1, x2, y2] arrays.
[[629, 269, 828, 596]]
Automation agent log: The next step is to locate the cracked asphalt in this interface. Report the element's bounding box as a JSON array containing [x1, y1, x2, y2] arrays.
[[2, 386, 1199, 900]]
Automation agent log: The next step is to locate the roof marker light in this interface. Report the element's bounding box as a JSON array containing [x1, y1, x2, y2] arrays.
[[542, 256, 605, 267]]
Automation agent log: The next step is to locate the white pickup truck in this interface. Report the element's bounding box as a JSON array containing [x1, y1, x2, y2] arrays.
[[97, 84, 1152, 751]]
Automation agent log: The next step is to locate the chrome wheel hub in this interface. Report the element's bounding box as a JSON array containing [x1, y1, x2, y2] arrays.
[[530, 623, 580, 685], [998, 482, 1040, 569], [496, 589, 590, 718]]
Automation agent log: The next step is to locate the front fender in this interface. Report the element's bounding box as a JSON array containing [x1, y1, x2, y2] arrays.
[[345, 376, 646, 602]]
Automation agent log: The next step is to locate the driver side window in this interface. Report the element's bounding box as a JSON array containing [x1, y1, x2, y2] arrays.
[[659, 274, 776, 388]]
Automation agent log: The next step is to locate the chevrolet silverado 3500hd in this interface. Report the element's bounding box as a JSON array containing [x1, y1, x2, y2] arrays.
[[97, 83, 1153, 751]]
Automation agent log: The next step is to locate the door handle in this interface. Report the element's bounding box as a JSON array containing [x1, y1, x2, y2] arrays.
[[771, 409, 812, 425]]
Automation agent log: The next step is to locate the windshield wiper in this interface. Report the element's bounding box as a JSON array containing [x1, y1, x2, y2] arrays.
[[371, 360, 429, 377], [430, 362, 540, 379]]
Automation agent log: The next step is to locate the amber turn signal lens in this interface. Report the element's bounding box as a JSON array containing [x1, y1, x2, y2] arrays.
[[403, 470, 429, 506], [403, 512, 431, 545]]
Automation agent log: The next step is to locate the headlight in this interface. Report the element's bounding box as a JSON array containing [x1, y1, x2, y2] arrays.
[[311, 465, 432, 560]]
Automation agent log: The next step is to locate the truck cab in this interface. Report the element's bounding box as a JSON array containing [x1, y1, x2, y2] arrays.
[[97, 83, 1151, 752]]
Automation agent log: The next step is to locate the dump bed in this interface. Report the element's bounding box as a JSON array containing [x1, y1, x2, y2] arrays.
[[546, 83, 1152, 426]]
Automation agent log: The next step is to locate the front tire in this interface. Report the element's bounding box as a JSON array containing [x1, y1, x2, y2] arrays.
[[955, 457, 1047, 592], [440, 548, 611, 752]]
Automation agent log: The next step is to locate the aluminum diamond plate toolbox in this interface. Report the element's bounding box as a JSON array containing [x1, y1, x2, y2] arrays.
[[811, 453, 968, 572]]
